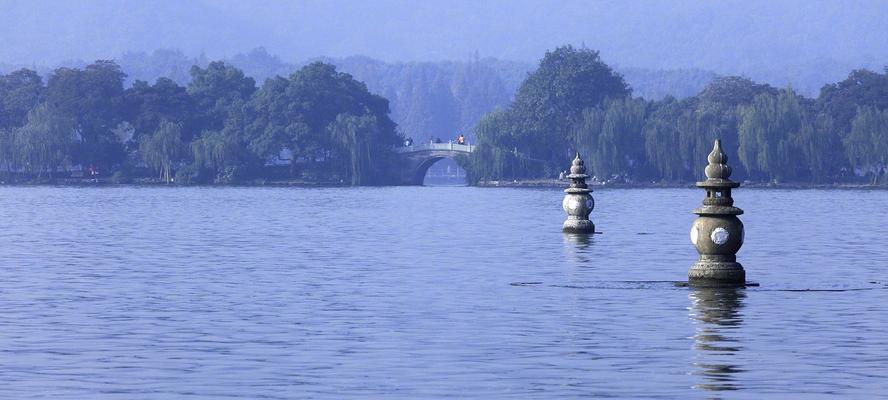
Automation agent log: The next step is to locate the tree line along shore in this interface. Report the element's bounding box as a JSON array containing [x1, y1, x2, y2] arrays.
[[462, 46, 888, 186], [1, 45, 887, 186]]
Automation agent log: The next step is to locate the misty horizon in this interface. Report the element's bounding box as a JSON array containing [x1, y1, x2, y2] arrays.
[[1, 0, 886, 82]]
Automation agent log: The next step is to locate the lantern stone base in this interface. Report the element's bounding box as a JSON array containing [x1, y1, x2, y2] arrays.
[[688, 261, 746, 287], [562, 218, 595, 234]]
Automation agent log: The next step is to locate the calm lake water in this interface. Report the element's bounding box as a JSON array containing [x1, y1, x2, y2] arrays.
[[0, 186, 886, 399]]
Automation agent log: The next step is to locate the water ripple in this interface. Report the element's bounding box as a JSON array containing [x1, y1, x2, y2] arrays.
[[0, 186, 885, 398]]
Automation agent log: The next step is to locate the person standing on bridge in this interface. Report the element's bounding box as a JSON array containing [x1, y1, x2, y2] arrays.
[[457, 134, 466, 145]]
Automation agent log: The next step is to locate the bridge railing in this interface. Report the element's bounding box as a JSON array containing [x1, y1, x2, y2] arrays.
[[394, 142, 475, 153]]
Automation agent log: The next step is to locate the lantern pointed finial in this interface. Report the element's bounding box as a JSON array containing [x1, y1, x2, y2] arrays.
[[570, 152, 586, 176], [705, 139, 732, 180]]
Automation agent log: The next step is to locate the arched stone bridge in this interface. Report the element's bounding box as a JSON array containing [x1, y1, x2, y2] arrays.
[[394, 143, 475, 185]]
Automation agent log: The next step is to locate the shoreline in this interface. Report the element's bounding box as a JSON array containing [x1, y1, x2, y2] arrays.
[[1, 177, 885, 190], [0, 177, 351, 188], [474, 178, 888, 190]]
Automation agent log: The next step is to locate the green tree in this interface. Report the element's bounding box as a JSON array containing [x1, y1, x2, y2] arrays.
[[738, 89, 807, 181], [123, 77, 196, 143], [466, 46, 630, 181], [244, 76, 309, 171], [246, 62, 400, 182], [464, 110, 534, 182], [818, 69, 888, 136], [642, 97, 691, 181], [0, 128, 16, 176], [511, 46, 630, 170], [796, 112, 842, 182], [845, 106, 888, 183], [45, 61, 127, 170], [514, 46, 630, 134], [12, 104, 75, 177], [140, 120, 186, 183], [328, 113, 378, 185], [187, 61, 256, 131], [191, 128, 250, 176], [639, 96, 729, 182], [0, 69, 44, 129], [698, 76, 777, 107], [572, 97, 647, 178]]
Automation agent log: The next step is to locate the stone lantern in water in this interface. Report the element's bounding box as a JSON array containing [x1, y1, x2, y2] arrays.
[[562, 153, 595, 233], [689, 140, 745, 286]]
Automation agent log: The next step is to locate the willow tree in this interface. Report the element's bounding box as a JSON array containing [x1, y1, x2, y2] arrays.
[[328, 113, 378, 185], [572, 97, 647, 179], [192, 129, 242, 174], [642, 97, 691, 181], [140, 121, 186, 183], [464, 109, 541, 182], [796, 113, 842, 183], [13, 104, 74, 178], [0, 128, 17, 177], [738, 89, 806, 181], [845, 106, 888, 183]]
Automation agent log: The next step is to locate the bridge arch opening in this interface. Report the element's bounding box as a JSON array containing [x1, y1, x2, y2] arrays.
[[395, 142, 474, 185], [415, 157, 467, 186]]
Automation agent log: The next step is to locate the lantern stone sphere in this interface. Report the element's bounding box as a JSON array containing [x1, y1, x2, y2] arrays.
[[689, 139, 746, 287], [562, 153, 595, 234]]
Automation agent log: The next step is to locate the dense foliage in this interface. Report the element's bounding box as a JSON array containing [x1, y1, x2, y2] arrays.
[[80, 48, 725, 141], [0, 60, 402, 184], [464, 46, 888, 185], [1, 46, 887, 186], [2, 48, 731, 156]]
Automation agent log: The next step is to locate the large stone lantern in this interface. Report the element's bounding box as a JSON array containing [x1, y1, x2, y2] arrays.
[[689, 140, 745, 287], [562, 153, 595, 233]]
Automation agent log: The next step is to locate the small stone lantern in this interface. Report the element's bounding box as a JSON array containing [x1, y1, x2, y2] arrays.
[[562, 153, 595, 233], [689, 140, 745, 287]]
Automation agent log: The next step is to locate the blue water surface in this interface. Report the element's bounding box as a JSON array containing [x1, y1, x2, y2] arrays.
[[0, 186, 885, 399]]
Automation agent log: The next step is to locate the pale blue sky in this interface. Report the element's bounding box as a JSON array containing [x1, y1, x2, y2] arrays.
[[1, 0, 886, 75]]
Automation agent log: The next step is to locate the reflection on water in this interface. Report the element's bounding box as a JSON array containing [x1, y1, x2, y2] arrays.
[[563, 233, 594, 263], [689, 287, 746, 392], [563, 232, 593, 247]]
